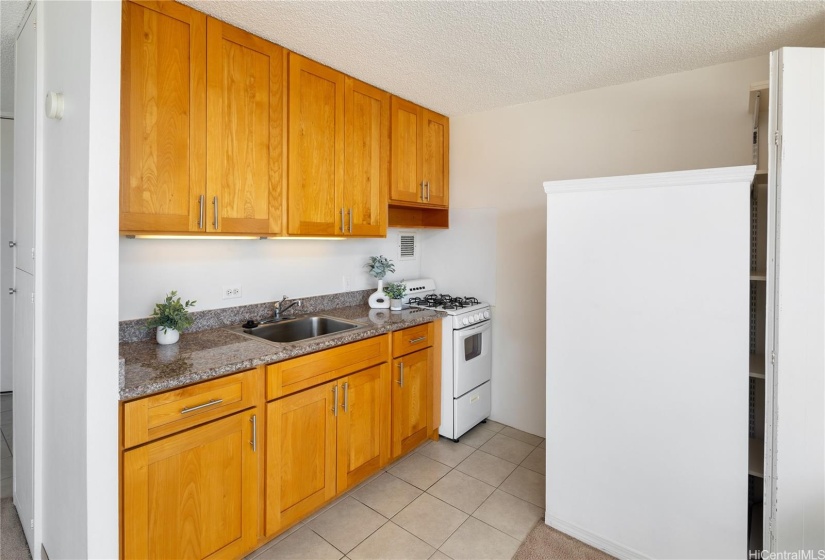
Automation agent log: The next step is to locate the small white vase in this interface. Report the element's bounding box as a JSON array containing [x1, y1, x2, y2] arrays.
[[368, 279, 390, 309], [390, 298, 403, 311], [156, 327, 180, 345]]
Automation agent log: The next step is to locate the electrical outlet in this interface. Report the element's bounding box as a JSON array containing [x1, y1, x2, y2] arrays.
[[223, 285, 242, 299]]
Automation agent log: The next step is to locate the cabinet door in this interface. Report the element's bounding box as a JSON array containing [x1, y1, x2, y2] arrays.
[[421, 109, 449, 207], [288, 54, 345, 235], [337, 365, 390, 492], [390, 96, 424, 205], [120, 0, 206, 233], [392, 348, 431, 457], [266, 381, 337, 535], [123, 409, 258, 560], [344, 78, 389, 237], [206, 19, 285, 234]]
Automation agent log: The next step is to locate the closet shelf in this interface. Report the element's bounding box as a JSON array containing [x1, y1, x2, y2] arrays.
[[749, 438, 765, 477], [749, 354, 765, 379], [750, 270, 767, 281]]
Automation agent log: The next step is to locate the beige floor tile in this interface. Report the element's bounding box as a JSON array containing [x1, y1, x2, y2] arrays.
[[255, 526, 343, 560], [1, 456, 12, 479], [389, 453, 451, 490], [351, 472, 422, 518], [439, 517, 520, 560], [245, 523, 305, 559], [499, 427, 543, 447], [456, 425, 495, 448], [539, 438, 546, 449], [478, 434, 534, 464], [429, 552, 452, 560], [417, 439, 475, 468], [392, 493, 468, 548], [454, 450, 517, 487], [472, 489, 544, 541], [427, 470, 494, 515], [481, 420, 505, 433], [519, 447, 545, 475], [1, 411, 12, 425], [499, 466, 545, 508], [349, 522, 434, 560], [1, 476, 11, 499], [307, 497, 388, 553], [1, 440, 10, 459], [413, 439, 434, 454]]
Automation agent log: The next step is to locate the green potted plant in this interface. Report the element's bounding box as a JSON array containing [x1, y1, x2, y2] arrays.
[[146, 291, 196, 345], [383, 281, 406, 311], [365, 255, 395, 309]]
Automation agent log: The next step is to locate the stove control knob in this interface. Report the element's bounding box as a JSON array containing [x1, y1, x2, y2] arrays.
[[483, 310, 490, 319], [468, 315, 476, 324], [462, 318, 469, 326], [475, 313, 482, 322]]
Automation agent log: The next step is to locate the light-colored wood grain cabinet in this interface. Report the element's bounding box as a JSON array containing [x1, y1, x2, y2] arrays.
[[287, 54, 345, 235], [391, 347, 432, 458], [343, 78, 389, 237], [122, 409, 258, 560], [206, 18, 286, 235], [120, 0, 206, 233], [421, 109, 449, 207], [265, 380, 337, 535], [120, 1, 286, 236]]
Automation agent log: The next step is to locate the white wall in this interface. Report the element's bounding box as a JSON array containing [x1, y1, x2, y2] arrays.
[[41, 1, 119, 558], [448, 55, 769, 436], [0, 118, 12, 392], [120, 230, 421, 319]]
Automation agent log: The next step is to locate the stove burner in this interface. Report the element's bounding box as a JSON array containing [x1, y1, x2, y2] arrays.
[[464, 297, 480, 305], [407, 297, 423, 305], [442, 304, 457, 310]]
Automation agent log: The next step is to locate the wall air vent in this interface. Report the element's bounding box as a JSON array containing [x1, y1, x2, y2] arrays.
[[398, 232, 417, 261]]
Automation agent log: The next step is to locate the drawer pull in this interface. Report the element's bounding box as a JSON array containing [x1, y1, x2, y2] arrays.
[[408, 336, 427, 344], [180, 398, 223, 415]]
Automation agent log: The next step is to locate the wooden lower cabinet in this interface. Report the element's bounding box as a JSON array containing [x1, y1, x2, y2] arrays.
[[391, 348, 432, 458], [266, 364, 390, 536], [122, 409, 258, 560]]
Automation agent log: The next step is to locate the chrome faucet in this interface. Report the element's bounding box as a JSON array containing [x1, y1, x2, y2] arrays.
[[273, 295, 301, 321]]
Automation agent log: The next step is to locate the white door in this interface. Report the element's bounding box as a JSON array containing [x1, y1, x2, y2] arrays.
[[766, 47, 825, 554], [14, 8, 36, 277], [12, 270, 34, 548], [1, 119, 13, 392], [13, 8, 37, 551]]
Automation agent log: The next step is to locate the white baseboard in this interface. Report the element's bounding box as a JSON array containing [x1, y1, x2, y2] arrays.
[[544, 513, 651, 560]]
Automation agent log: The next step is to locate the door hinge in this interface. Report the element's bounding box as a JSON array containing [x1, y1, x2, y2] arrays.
[[30, 519, 34, 529], [31, 293, 34, 304], [31, 248, 35, 260], [771, 351, 776, 364], [774, 131, 780, 146]]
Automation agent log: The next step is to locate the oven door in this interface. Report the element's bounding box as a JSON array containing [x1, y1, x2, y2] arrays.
[[453, 320, 492, 396]]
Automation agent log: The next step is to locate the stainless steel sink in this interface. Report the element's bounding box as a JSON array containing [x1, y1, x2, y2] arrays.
[[242, 316, 362, 343]]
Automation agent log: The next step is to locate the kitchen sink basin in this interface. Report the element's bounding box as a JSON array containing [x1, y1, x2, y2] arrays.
[[243, 316, 362, 343]]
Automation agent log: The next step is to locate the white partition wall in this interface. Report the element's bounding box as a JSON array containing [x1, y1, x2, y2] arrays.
[[544, 166, 755, 559]]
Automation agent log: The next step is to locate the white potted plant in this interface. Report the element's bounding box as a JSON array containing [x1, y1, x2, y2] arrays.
[[384, 281, 406, 311], [365, 255, 395, 309], [146, 291, 196, 345]]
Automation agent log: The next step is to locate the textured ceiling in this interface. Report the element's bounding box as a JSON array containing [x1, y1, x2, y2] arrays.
[[181, 0, 825, 116], [0, 0, 29, 115], [1, 1, 824, 117]]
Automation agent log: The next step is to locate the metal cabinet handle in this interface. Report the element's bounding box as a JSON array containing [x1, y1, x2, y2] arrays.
[[332, 384, 338, 416], [420, 181, 426, 201], [425, 181, 431, 202], [181, 398, 223, 414], [212, 196, 218, 230], [348, 208, 353, 233], [198, 195, 205, 229], [250, 414, 257, 452], [397, 362, 404, 387], [343, 382, 349, 413], [340, 208, 345, 234], [409, 336, 426, 344]]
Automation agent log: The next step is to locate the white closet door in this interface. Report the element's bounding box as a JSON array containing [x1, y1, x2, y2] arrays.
[[544, 166, 754, 559], [768, 47, 825, 553], [13, 8, 36, 276]]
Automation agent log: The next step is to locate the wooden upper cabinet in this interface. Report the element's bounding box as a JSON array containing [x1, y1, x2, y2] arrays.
[[390, 97, 449, 208], [122, 409, 258, 560], [287, 54, 345, 235], [421, 109, 449, 207], [343, 78, 389, 237], [120, 0, 206, 233], [206, 19, 286, 234]]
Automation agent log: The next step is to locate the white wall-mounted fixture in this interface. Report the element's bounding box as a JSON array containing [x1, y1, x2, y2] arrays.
[[45, 92, 64, 120], [398, 231, 417, 260]]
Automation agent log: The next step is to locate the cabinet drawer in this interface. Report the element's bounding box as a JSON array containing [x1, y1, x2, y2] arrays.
[[123, 368, 258, 448], [267, 335, 390, 400], [392, 323, 434, 358]]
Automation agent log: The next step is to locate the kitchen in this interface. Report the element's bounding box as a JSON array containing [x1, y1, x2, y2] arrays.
[[0, 1, 823, 559]]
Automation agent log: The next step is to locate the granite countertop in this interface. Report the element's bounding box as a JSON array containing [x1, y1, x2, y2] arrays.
[[118, 304, 446, 400]]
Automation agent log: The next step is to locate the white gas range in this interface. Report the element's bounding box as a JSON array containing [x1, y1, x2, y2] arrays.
[[402, 279, 492, 442]]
